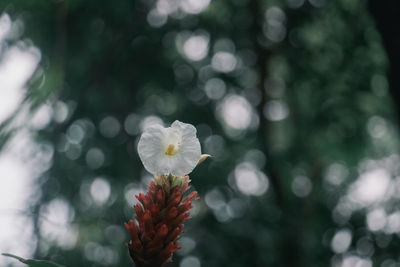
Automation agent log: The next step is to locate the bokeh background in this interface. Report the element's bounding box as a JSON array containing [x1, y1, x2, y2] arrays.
[[0, 0, 399, 266]]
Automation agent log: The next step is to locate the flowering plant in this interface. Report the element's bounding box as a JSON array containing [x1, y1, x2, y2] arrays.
[[125, 120, 208, 267]]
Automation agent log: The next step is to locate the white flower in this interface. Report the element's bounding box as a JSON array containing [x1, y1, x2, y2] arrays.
[[137, 120, 201, 176]]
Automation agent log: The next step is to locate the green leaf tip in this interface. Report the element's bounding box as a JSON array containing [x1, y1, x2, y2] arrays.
[[2, 253, 65, 267], [2, 253, 25, 262], [24, 259, 66, 267]]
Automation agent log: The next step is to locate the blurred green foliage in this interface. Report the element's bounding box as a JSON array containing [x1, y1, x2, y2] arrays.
[[0, 0, 399, 266]]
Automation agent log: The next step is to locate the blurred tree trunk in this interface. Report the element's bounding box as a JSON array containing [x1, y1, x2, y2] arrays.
[[249, 1, 303, 266], [368, 1, 400, 121]]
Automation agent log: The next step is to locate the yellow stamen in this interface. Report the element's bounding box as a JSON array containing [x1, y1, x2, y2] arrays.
[[165, 144, 177, 156]]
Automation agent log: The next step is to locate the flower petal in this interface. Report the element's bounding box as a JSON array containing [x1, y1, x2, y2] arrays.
[[170, 121, 201, 176], [138, 120, 201, 176], [137, 125, 168, 175]]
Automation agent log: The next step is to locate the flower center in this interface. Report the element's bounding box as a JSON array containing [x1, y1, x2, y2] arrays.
[[165, 144, 178, 156]]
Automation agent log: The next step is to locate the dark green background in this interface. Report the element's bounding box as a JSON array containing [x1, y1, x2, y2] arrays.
[[1, 0, 399, 266]]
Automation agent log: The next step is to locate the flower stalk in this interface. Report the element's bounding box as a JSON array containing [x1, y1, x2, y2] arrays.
[[125, 175, 199, 267]]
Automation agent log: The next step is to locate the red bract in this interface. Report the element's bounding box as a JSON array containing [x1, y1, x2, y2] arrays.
[[125, 175, 199, 267]]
